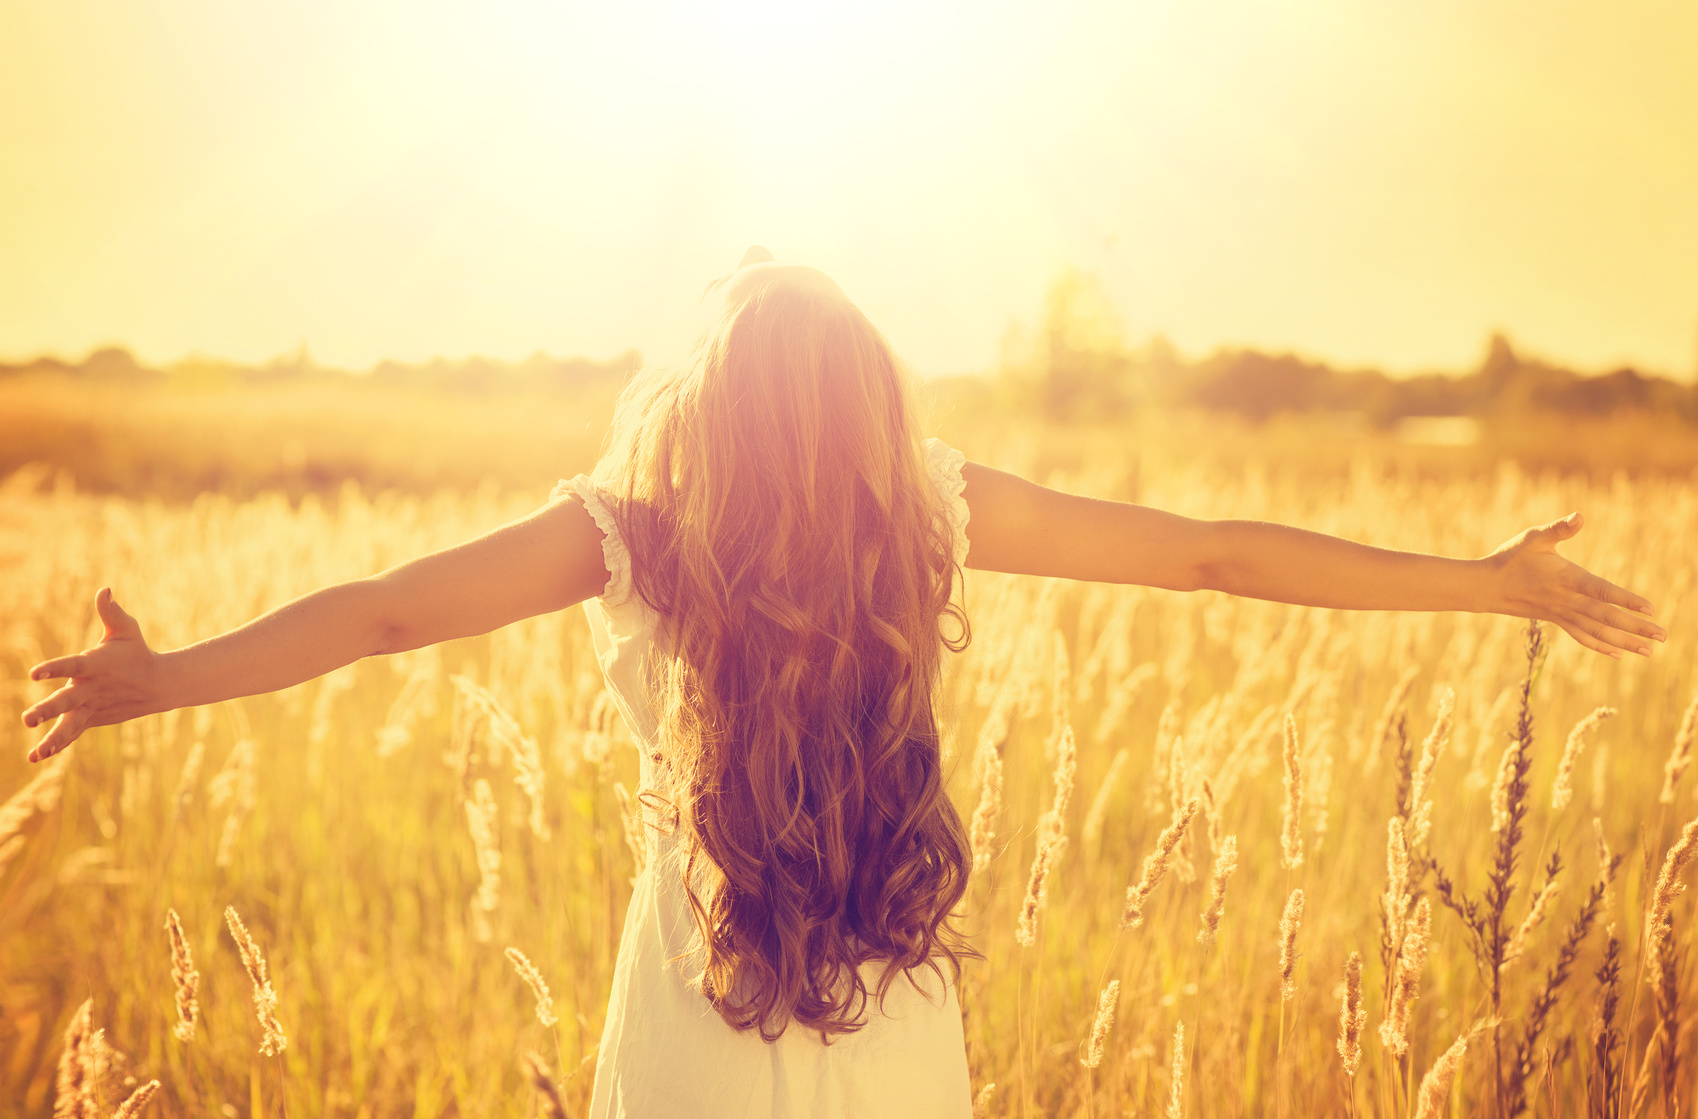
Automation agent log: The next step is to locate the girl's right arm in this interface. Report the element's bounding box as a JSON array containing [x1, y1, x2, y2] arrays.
[[959, 461, 1666, 660], [21, 495, 612, 762]]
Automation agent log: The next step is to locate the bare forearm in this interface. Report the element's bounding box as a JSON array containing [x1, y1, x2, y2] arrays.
[[1197, 521, 1500, 613], [153, 579, 394, 713]]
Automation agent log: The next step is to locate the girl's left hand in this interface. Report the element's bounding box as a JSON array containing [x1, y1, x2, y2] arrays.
[[1487, 512, 1666, 659]]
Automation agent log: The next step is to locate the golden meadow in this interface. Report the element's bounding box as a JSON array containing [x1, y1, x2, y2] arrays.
[[2, 368, 1696, 1118]]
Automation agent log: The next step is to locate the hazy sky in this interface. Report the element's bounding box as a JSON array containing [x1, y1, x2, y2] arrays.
[[3, 0, 1695, 378]]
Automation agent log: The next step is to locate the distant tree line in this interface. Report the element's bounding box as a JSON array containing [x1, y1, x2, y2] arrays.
[[0, 346, 643, 393], [1001, 271, 1698, 425]]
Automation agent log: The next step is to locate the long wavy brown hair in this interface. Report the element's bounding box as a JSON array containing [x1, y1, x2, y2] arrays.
[[592, 262, 974, 1041]]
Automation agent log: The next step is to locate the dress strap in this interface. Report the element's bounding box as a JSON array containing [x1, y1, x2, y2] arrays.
[[550, 475, 635, 605], [923, 437, 971, 572]]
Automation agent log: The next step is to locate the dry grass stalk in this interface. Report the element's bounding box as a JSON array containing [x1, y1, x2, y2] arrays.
[[506, 947, 559, 1028], [969, 705, 1007, 875], [1646, 814, 1698, 1108], [1412, 1033, 1468, 1119], [1122, 798, 1200, 930], [1278, 888, 1305, 1001], [1407, 686, 1454, 848], [1552, 706, 1615, 812], [1080, 979, 1120, 1068], [465, 777, 501, 942], [110, 1080, 161, 1119], [1168, 733, 1196, 882], [0, 753, 70, 874], [971, 1082, 997, 1119], [1093, 662, 1157, 745], [1081, 747, 1130, 856], [165, 908, 199, 1043], [1166, 1021, 1185, 1119], [524, 1051, 571, 1119], [1336, 951, 1365, 1076], [53, 997, 95, 1119], [208, 738, 257, 868], [1504, 862, 1562, 965], [1379, 896, 1431, 1057], [1280, 714, 1304, 870], [1016, 724, 1077, 946], [1364, 664, 1420, 768], [223, 906, 288, 1056], [1382, 816, 1411, 965], [1591, 932, 1624, 1119], [1658, 693, 1698, 803], [1644, 814, 1698, 994], [1197, 834, 1238, 949]]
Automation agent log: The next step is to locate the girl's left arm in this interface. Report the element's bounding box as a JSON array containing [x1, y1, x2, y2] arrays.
[[21, 496, 610, 762], [960, 462, 1667, 661]]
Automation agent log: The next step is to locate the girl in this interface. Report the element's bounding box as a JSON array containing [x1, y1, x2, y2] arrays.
[[21, 248, 1665, 1117]]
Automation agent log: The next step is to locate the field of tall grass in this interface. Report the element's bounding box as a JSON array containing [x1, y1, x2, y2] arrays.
[[2, 383, 1695, 1117]]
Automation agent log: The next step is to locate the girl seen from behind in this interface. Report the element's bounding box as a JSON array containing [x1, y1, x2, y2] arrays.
[[21, 247, 1665, 1117]]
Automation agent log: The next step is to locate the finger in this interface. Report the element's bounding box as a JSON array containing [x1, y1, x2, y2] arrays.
[[28, 707, 92, 762], [29, 654, 90, 681], [1562, 611, 1648, 658], [1555, 618, 1623, 660], [1537, 512, 1583, 544], [1579, 573, 1657, 619], [95, 586, 142, 640], [22, 683, 88, 729], [1574, 597, 1666, 646]]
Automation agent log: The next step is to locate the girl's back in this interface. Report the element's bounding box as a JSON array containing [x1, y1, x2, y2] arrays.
[[566, 258, 977, 1116]]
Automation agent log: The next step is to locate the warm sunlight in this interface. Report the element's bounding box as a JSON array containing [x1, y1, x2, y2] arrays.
[[4, 0, 1695, 376]]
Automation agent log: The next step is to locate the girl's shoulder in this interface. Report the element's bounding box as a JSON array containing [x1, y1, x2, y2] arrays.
[[922, 438, 970, 572], [549, 474, 634, 606]]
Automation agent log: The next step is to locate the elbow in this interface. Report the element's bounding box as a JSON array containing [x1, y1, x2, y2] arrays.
[[360, 577, 414, 656]]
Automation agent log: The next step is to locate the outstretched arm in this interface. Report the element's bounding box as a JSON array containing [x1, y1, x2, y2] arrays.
[[960, 461, 1666, 659], [21, 496, 611, 762]]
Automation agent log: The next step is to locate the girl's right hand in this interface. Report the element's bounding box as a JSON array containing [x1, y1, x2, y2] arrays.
[[21, 587, 161, 763]]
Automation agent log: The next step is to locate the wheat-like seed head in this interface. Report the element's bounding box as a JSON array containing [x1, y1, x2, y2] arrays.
[[1278, 888, 1305, 1001], [1657, 693, 1698, 804], [110, 1079, 161, 1119], [1379, 895, 1432, 1058], [1166, 1021, 1186, 1119], [1553, 706, 1616, 812], [1412, 1033, 1468, 1119], [53, 997, 95, 1119], [1645, 814, 1698, 991], [1081, 747, 1130, 857], [1383, 815, 1410, 958], [1122, 798, 1199, 930], [971, 1083, 997, 1119], [1016, 727, 1078, 946], [465, 778, 501, 941], [164, 908, 199, 1043], [224, 906, 288, 1056], [1280, 714, 1304, 871], [505, 947, 559, 1028], [1407, 686, 1454, 848], [1197, 834, 1238, 949], [1504, 869, 1562, 965], [1081, 979, 1120, 1068], [970, 706, 1007, 875], [1337, 951, 1365, 1076]]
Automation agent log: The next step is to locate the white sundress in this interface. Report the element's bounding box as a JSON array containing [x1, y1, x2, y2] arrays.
[[550, 437, 974, 1119]]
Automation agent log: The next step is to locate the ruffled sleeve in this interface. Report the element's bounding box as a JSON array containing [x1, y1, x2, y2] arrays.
[[923, 437, 971, 572], [550, 475, 634, 606]]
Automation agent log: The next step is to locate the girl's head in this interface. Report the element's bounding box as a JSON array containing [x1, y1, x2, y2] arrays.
[[598, 251, 973, 1039]]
